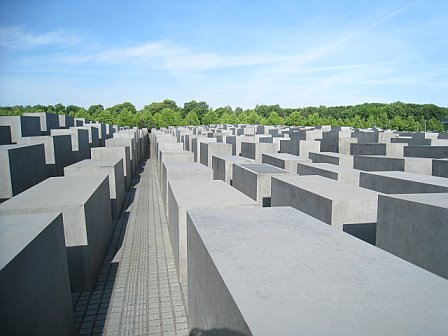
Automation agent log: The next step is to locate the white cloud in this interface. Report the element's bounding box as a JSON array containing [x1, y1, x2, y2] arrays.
[[0, 26, 82, 49]]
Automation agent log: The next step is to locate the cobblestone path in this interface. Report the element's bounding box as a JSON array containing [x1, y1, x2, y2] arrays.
[[72, 157, 189, 335]]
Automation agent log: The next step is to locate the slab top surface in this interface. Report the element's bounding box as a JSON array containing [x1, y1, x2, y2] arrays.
[[237, 163, 290, 175], [384, 193, 448, 208], [163, 162, 211, 170], [0, 212, 61, 270], [188, 206, 448, 336], [169, 180, 258, 208], [262, 153, 306, 160], [0, 175, 108, 209], [67, 158, 121, 168], [274, 174, 378, 200], [300, 162, 360, 174], [212, 155, 253, 162], [363, 171, 448, 186]]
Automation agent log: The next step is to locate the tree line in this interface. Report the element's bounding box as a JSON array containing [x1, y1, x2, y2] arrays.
[[0, 100, 447, 132]]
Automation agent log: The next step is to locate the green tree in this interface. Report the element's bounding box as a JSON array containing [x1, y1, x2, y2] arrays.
[[183, 100, 209, 121], [219, 111, 239, 124], [285, 111, 305, 126], [264, 111, 284, 125], [202, 110, 219, 125], [184, 111, 200, 125]]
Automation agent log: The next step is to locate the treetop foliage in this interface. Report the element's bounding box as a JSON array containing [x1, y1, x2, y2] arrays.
[[1, 100, 447, 132]]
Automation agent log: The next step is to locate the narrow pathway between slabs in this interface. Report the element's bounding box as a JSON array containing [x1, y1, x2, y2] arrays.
[[72, 156, 189, 336]]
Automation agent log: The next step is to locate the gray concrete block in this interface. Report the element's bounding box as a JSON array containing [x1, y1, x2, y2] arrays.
[[0, 126, 12, 145], [309, 151, 354, 167], [192, 137, 217, 162], [23, 112, 60, 135], [261, 152, 311, 173], [74, 118, 90, 126], [167, 180, 258, 282], [211, 155, 254, 184], [233, 163, 290, 206], [240, 142, 277, 162], [64, 158, 125, 220], [0, 115, 41, 143], [78, 125, 100, 148], [159, 150, 194, 177], [272, 175, 378, 244], [106, 137, 136, 175], [89, 123, 107, 146], [17, 134, 73, 176], [0, 144, 48, 200], [350, 143, 405, 156], [158, 142, 184, 159], [353, 155, 433, 175], [432, 158, 448, 177], [280, 138, 320, 157], [297, 162, 361, 185], [404, 145, 448, 159], [376, 193, 448, 279], [225, 135, 255, 156], [51, 127, 90, 163], [58, 114, 74, 128], [199, 142, 233, 167], [161, 162, 213, 215], [187, 206, 448, 335], [91, 146, 132, 191], [0, 175, 113, 291], [359, 171, 448, 194], [0, 213, 73, 336]]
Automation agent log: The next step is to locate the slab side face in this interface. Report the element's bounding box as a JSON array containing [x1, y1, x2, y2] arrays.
[[0, 213, 74, 336], [187, 207, 448, 336], [376, 193, 448, 279]]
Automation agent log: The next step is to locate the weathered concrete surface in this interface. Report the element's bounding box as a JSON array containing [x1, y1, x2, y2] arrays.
[[377, 193, 448, 279], [0, 115, 42, 143], [0, 175, 113, 292], [91, 146, 132, 191], [350, 143, 405, 157], [432, 158, 448, 177], [272, 175, 378, 244], [309, 151, 355, 168], [187, 206, 448, 336], [360, 171, 448, 194], [167, 180, 258, 282], [262, 153, 311, 173], [64, 158, 125, 220], [404, 145, 448, 159], [0, 212, 74, 336], [240, 142, 277, 162], [51, 127, 90, 163], [0, 144, 48, 200], [211, 155, 254, 184], [232, 163, 290, 206], [297, 162, 361, 185], [161, 162, 213, 212], [18, 134, 73, 176], [199, 142, 232, 167], [353, 155, 433, 175]]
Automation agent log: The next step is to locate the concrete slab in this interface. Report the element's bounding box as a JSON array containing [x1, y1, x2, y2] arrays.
[[360, 171, 448, 194], [240, 142, 277, 162], [17, 134, 73, 176], [262, 152, 311, 172], [232, 163, 290, 206], [297, 162, 361, 185], [161, 162, 213, 212], [167, 180, 258, 282], [0, 213, 73, 336], [23, 112, 60, 135], [211, 155, 254, 184], [353, 155, 433, 175], [0, 144, 48, 200], [350, 143, 406, 157], [191, 137, 217, 162], [78, 125, 100, 148], [0, 175, 113, 291], [0, 115, 41, 143], [106, 137, 136, 175], [159, 150, 194, 178], [58, 114, 74, 129], [200, 142, 232, 167], [272, 175, 378, 244], [64, 158, 125, 220], [377, 193, 448, 279], [0, 126, 12, 145], [432, 158, 448, 177], [51, 127, 90, 162], [404, 146, 448, 159], [187, 206, 448, 335], [91, 146, 132, 191], [309, 151, 354, 167]]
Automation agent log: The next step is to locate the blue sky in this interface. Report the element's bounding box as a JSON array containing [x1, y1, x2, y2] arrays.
[[0, 0, 447, 109]]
